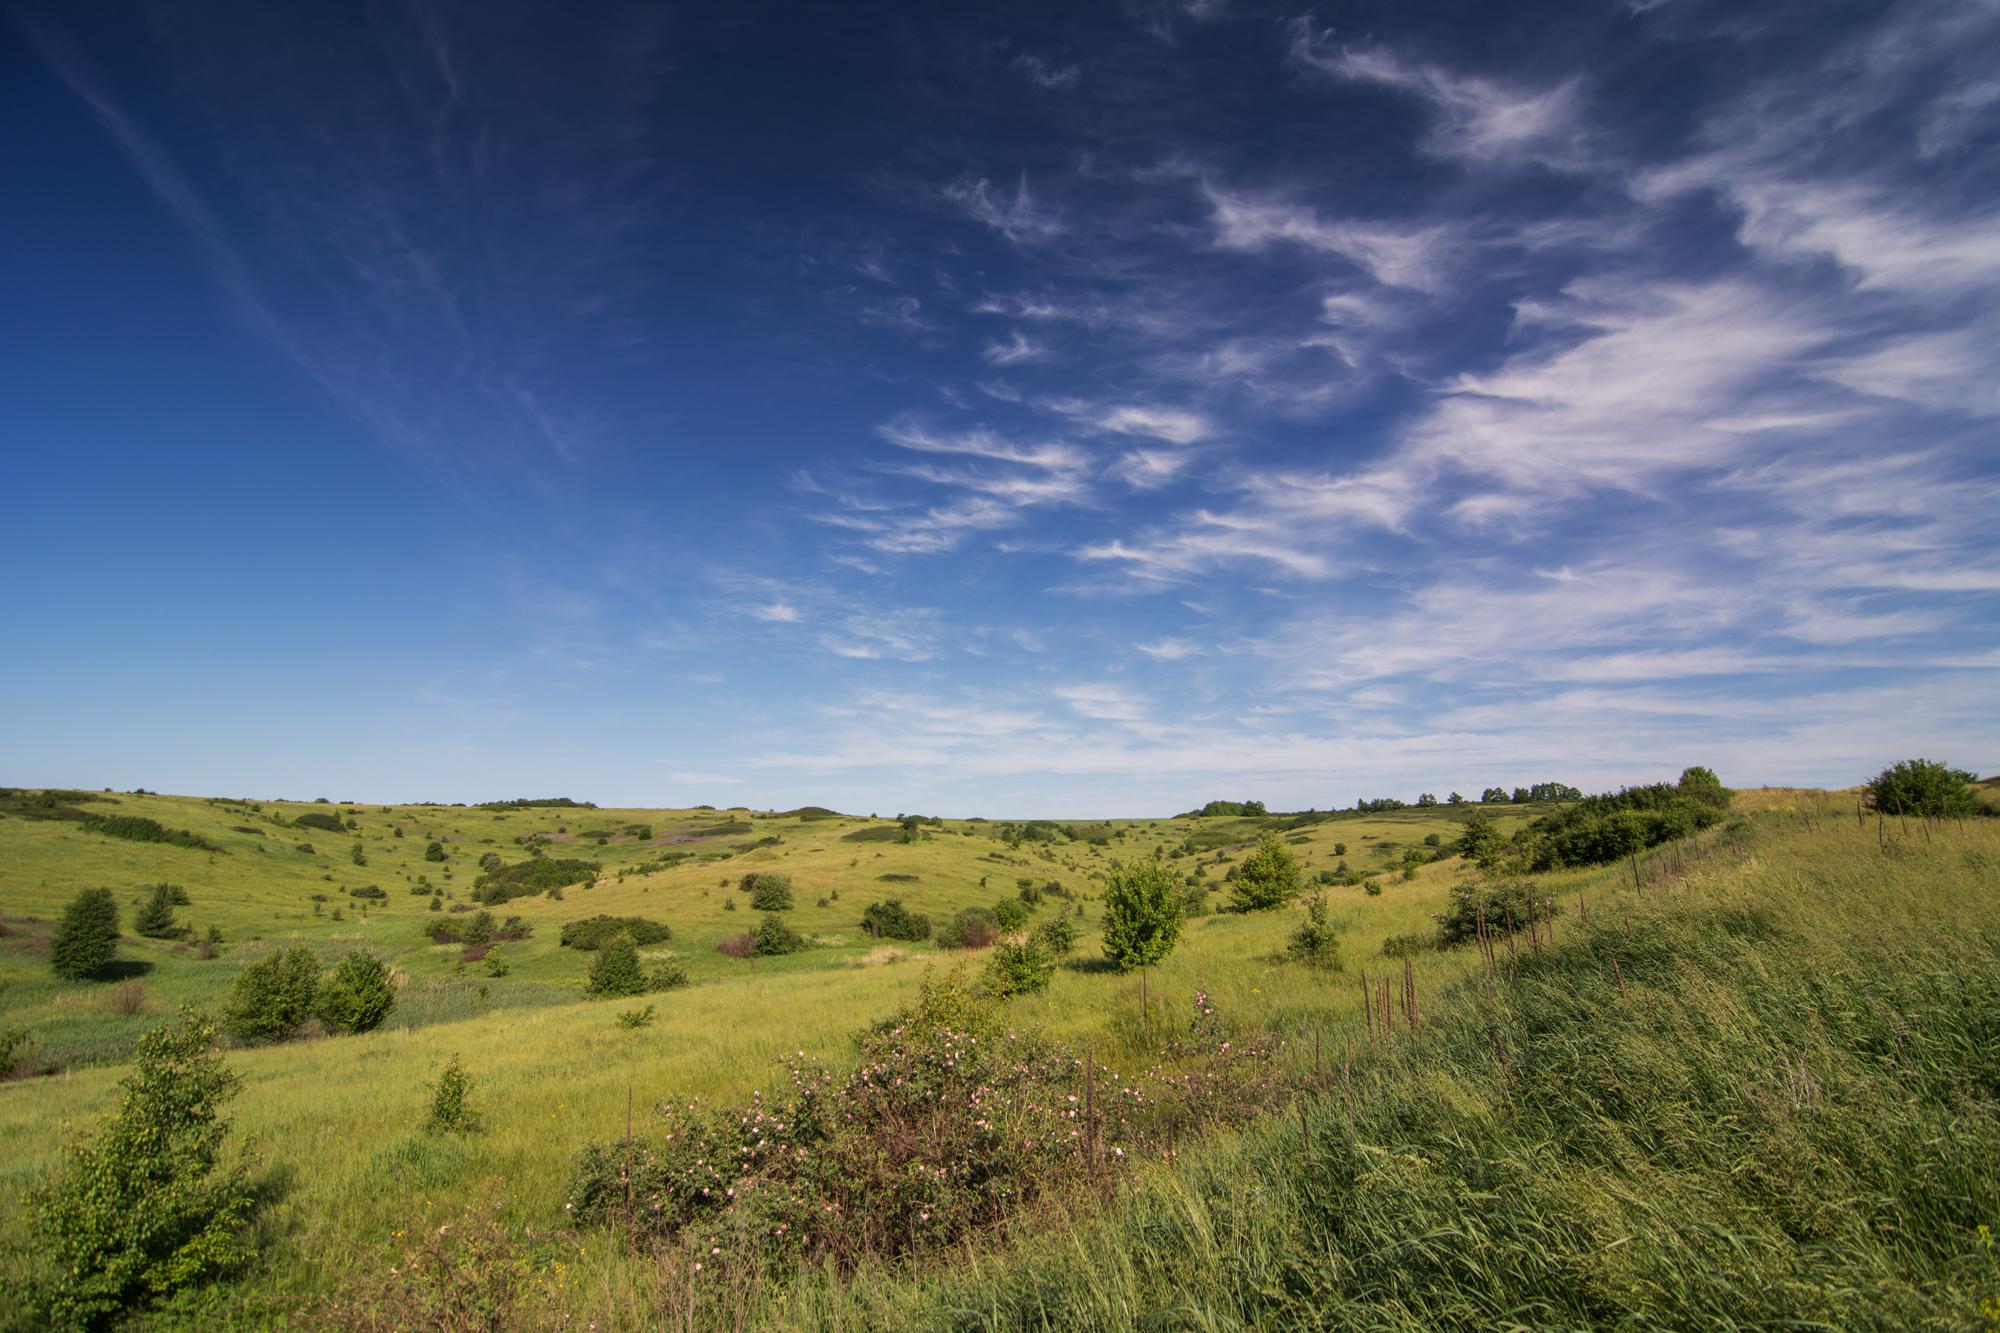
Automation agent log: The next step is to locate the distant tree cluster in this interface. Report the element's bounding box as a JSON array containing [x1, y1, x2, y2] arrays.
[[1480, 783, 1583, 804], [1181, 799, 1268, 818]]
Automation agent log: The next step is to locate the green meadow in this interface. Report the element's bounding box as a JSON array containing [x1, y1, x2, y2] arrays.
[[1, 782, 1996, 1328]]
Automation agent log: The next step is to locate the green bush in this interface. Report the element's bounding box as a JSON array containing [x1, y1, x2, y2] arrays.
[[1, 1025, 33, 1078], [752, 914, 809, 956], [937, 906, 1001, 950], [424, 840, 448, 862], [22, 1009, 253, 1326], [991, 897, 1030, 931], [1228, 834, 1302, 912], [50, 888, 121, 980], [1101, 859, 1184, 972], [1286, 893, 1343, 969], [1865, 759, 1980, 819], [986, 937, 1057, 997], [647, 959, 690, 991], [426, 1057, 475, 1135], [224, 944, 320, 1041], [744, 873, 795, 911], [473, 856, 597, 905], [1032, 914, 1077, 957], [586, 935, 647, 997], [1435, 878, 1556, 947], [617, 1005, 656, 1030], [132, 883, 183, 939], [860, 899, 932, 941], [317, 950, 396, 1033], [559, 915, 673, 950]]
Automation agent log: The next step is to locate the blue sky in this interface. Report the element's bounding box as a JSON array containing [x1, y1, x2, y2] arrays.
[[2, 0, 1995, 815]]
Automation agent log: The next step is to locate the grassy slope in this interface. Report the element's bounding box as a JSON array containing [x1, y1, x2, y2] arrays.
[[0, 789, 1538, 1318]]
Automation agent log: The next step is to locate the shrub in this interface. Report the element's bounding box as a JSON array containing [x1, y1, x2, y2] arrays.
[[0, 1025, 32, 1077], [587, 935, 647, 997], [1435, 878, 1556, 947], [860, 899, 932, 940], [107, 979, 146, 1015], [1228, 834, 1302, 912], [1032, 914, 1077, 957], [426, 1057, 475, 1135], [986, 937, 1057, 997], [51, 888, 120, 980], [560, 915, 673, 950], [473, 856, 597, 905], [1865, 759, 1980, 819], [132, 883, 183, 939], [991, 897, 1031, 932], [350, 841, 368, 866], [1100, 859, 1184, 973], [617, 1005, 656, 1029], [744, 873, 795, 911], [424, 840, 448, 862], [937, 906, 1000, 950], [318, 950, 396, 1033], [752, 913, 809, 955], [716, 933, 755, 958], [1516, 776, 1729, 871], [648, 958, 690, 991], [224, 944, 320, 1041], [22, 1009, 253, 1326], [349, 883, 388, 900], [1286, 893, 1343, 970]]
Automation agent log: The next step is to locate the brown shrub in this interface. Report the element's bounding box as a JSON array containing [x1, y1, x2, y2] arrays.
[[107, 979, 146, 1015], [715, 933, 754, 958], [460, 942, 491, 963]]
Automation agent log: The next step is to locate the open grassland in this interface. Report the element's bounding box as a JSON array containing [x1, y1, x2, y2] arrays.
[[2, 787, 1995, 1328]]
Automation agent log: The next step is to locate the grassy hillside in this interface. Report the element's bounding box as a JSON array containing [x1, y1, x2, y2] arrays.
[[2, 786, 1994, 1328]]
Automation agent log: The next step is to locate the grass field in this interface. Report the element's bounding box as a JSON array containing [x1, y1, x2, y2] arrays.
[[2, 784, 1995, 1328]]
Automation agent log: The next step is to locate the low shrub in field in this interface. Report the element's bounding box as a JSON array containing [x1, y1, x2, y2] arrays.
[[1, 1025, 33, 1077], [1865, 758, 1981, 819], [427, 910, 530, 945], [1380, 930, 1439, 958], [991, 897, 1030, 932], [751, 914, 808, 956], [716, 933, 755, 958], [937, 906, 1000, 950], [617, 1005, 656, 1029], [985, 937, 1057, 997], [1227, 834, 1302, 911], [587, 936, 646, 996], [1434, 877, 1556, 947], [19, 1009, 254, 1326], [132, 883, 184, 939], [348, 883, 387, 900], [1286, 892, 1343, 970], [1032, 914, 1077, 957], [224, 944, 320, 1041], [739, 872, 794, 909], [566, 975, 1280, 1271], [293, 810, 345, 833], [51, 888, 120, 980], [473, 856, 597, 904], [426, 1057, 476, 1135], [318, 950, 395, 1033], [560, 915, 673, 950], [860, 899, 932, 940], [107, 979, 146, 1015]]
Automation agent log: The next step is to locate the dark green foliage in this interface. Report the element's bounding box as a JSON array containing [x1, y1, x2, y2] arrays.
[[350, 841, 368, 866], [617, 1005, 656, 1030], [647, 959, 690, 991], [1865, 759, 1980, 819], [751, 913, 809, 956], [1435, 878, 1556, 946], [51, 888, 120, 980], [1286, 893, 1343, 969], [1455, 810, 1506, 868], [1481, 786, 1509, 803], [986, 937, 1057, 997], [877, 872, 920, 883], [348, 883, 387, 900], [133, 883, 182, 939], [991, 897, 1030, 931], [1, 1025, 33, 1078], [1100, 859, 1184, 972], [1356, 797, 1407, 813], [0, 786, 114, 821], [1184, 799, 1268, 817], [1031, 914, 1077, 956], [840, 824, 907, 843], [860, 899, 932, 941], [317, 950, 396, 1033], [21, 1009, 252, 1327], [1228, 834, 1303, 912], [472, 856, 596, 904], [689, 819, 753, 837], [473, 797, 595, 810], [424, 840, 448, 862], [224, 945, 320, 1041], [586, 936, 647, 997], [937, 906, 1000, 950], [81, 815, 219, 851], [742, 872, 795, 910], [426, 1057, 475, 1134], [1516, 775, 1728, 871], [292, 811, 346, 833], [559, 915, 673, 950]]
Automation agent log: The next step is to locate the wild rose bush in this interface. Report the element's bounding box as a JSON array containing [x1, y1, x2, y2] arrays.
[[566, 974, 1282, 1270]]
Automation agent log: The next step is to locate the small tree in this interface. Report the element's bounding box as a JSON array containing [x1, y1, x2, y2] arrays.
[[986, 938, 1057, 997], [1229, 834, 1302, 912], [752, 914, 808, 956], [24, 1008, 253, 1326], [224, 944, 320, 1041], [1100, 859, 1184, 973], [586, 935, 646, 997], [745, 873, 795, 911], [425, 840, 447, 863], [1287, 892, 1343, 969], [318, 950, 396, 1033], [51, 888, 121, 981], [426, 1056, 475, 1134], [1864, 759, 1979, 820], [133, 883, 182, 940]]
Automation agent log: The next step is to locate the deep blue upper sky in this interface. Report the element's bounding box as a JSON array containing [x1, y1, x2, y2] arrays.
[[2, 0, 1995, 814]]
